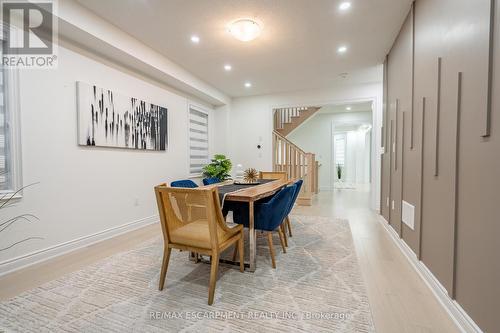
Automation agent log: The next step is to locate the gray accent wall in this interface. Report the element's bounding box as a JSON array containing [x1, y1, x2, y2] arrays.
[[381, 0, 499, 331]]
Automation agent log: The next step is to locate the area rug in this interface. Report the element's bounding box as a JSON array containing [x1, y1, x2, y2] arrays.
[[0, 215, 375, 332]]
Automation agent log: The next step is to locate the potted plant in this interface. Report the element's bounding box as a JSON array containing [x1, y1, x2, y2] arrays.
[[202, 154, 232, 182], [336, 164, 343, 182]]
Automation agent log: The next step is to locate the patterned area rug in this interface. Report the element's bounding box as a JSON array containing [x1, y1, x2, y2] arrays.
[[0, 215, 375, 332]]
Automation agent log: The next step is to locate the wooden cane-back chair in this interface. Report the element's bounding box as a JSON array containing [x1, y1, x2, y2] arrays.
[[259, 171, 288, 182], [154, 184, 244, 305]]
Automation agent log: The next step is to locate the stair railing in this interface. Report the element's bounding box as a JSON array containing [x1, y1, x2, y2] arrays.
[[273, 107, 307, 131], [272, 130, 318, 205]]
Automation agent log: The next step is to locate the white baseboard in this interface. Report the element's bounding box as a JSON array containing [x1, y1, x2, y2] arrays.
[[378, 216, 483, 333], [0, 215, 159, 277]]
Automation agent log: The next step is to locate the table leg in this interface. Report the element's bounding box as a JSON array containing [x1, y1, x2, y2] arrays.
[[249, 200, 256, 272]]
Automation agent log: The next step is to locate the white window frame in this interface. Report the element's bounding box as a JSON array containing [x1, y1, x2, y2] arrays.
[[187, 103, 211, 178], [0, 24, 23, 198]]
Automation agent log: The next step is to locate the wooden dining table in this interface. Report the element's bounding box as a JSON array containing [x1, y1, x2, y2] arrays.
[[206, 178, 291, 272]]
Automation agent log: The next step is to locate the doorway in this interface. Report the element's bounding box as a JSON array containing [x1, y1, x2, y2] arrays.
[[332, 122, 372, 190], [274, 98, 379, 209]]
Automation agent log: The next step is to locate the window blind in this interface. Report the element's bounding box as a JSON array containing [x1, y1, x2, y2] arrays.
[[189, 107, 209, 176], [334, 135, 346, 166], [0, 45, 6, 190]]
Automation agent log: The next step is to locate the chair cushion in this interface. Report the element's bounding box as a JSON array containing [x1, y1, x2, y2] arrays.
[[203, 177, 221, 186], [171, 180, 198, 188], [170, 219, 242, 249]]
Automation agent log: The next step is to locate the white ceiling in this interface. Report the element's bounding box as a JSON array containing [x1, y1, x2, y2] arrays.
[[76, 0, 412, 98]]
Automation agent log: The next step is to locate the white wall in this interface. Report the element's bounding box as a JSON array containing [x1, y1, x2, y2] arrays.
[[0, 41, 226, 274], [213, 104, 231, 156], [288, 111, 372, 189], [228, 78, 383, 210]]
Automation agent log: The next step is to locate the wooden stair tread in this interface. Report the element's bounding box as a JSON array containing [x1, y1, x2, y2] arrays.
[[273, 107, 320, 137]]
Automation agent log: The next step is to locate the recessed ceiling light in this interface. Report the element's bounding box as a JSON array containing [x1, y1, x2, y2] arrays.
[[346, 106, 352, 111], [224, 64, 232, 71], [190, 35, 200, 43], [244, 82, 252, 88], [339, 2, 352, 11], [337, 45, 348, 54], [228, 19, 262, 42]]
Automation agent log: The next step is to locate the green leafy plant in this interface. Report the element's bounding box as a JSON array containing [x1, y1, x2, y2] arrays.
[[336, 164, 343, 181], [202, 154, 232, 181]]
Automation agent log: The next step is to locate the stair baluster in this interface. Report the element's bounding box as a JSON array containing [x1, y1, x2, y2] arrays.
[[272, 130, 318, 206]]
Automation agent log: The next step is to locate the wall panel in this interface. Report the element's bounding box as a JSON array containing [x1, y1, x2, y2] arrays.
[[386, 10, 414, 237], [380, 57, 390, 220], [400, 4, 421, 254], [383, 0, 498, 330], [454, 1, 500, 331]]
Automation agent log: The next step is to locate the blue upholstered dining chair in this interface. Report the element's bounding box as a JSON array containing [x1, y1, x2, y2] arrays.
[[202, 177, 221, 186], [232, 184, 296, 268], [170, 179, 198, 188], [282, 179, 303, 239]]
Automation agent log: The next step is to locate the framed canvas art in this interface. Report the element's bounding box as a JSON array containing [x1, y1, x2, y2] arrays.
[[77, 82, 168, 150]]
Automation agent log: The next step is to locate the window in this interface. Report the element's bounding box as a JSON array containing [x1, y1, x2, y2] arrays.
[[0, 38, 21, 195], [334, 134, 346, 167], [188, 106, 209, 177]]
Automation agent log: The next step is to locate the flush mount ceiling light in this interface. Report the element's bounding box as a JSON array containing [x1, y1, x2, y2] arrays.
[[339, 2, 352, 11], [228, 19, 262, 42], [190, 35, 200, 43], [337, 45, 348, 54], [224, 64, 232, 71], [346, 106, 352, 111], [244, 82, 252, 88]]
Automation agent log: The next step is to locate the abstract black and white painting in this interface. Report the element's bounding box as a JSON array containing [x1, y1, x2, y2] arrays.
[[77, 82, 168, 150]]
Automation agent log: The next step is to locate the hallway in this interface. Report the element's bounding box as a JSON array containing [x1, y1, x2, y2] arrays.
[[294, 190, 458, 333]]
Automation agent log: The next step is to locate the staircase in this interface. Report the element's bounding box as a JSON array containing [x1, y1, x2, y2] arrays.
[[273, 106, 320, 137], [273, 131, 319, 205], [272, 106, 320, 206]]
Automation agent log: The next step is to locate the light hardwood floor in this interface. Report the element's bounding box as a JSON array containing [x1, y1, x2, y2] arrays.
[[0, 189, 459, 333], [294, 189, 459, 333]]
